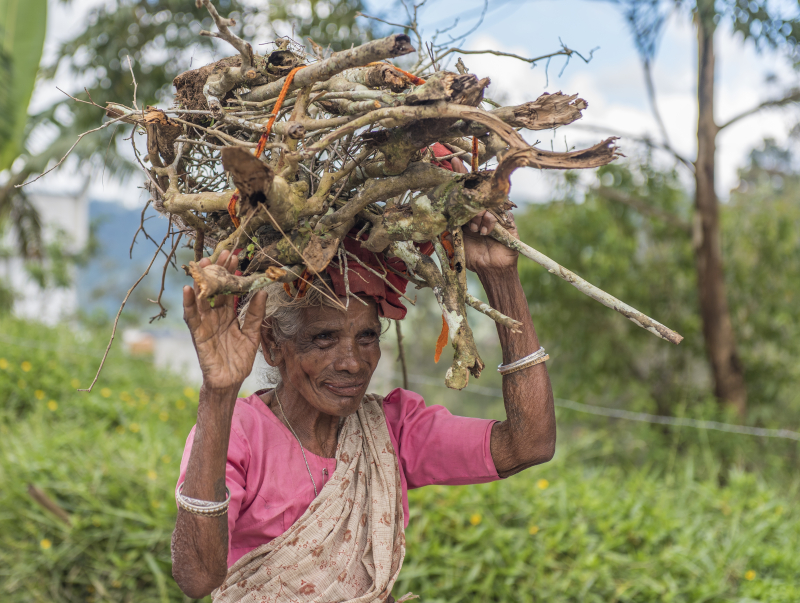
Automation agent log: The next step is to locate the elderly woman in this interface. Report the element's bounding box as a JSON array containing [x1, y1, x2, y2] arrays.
[[171, 210, 555, 602]]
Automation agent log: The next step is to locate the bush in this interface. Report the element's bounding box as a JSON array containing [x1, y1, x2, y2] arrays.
[[1, 316, 798, 602]]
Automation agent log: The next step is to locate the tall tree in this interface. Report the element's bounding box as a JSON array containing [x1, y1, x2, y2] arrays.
[[598, 0, 800, 416]]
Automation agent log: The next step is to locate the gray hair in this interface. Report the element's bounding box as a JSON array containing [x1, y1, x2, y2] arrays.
[[239, 275, 344, 385]]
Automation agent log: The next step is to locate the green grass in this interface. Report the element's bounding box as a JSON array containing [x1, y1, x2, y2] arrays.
[[1, 316, 798, 602]]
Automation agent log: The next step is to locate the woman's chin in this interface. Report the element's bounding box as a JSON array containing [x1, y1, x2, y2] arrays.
[[319, 383, 369, 414]]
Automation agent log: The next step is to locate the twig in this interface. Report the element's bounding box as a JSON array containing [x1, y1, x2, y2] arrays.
[[395, 320, 409, 390], [148, 232, 183, 322], [465, 293, 522, 333], [16, 114, 131, 188], [79, 222, 173, 392], [344, 249, 416, 306], [127, 55, 139, 112], [27, 484, 72, 526], [718, 88, 800, 131], [196, 0, 254, 74], [490, 223, 683, 345]]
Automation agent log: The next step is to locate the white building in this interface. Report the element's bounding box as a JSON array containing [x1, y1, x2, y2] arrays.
[[0, 188, 89, 324]]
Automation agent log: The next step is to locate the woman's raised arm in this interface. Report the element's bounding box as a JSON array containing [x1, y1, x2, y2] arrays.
[[171, 251, 267, 598], [463, 212, 556, 478]]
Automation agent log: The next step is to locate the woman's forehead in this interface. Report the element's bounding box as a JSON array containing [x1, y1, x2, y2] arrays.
[[300, 300, 380, 330]]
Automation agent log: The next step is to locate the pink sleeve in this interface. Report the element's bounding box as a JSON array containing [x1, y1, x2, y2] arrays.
[[383, 388, 500, 489], [176, 416, 251, 550]]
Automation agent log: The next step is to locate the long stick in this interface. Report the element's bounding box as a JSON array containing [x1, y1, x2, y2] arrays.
[[395, 321, 409, 390], [491, 223, 683, 345]]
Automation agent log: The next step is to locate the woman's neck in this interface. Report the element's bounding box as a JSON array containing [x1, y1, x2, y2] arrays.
[[268, 386, 340, 458]]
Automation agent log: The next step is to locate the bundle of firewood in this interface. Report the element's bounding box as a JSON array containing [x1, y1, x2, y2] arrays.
[[98, 0, 681, 390]]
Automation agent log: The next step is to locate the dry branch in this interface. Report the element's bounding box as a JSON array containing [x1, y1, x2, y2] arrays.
[[46, 0, 683, 391]]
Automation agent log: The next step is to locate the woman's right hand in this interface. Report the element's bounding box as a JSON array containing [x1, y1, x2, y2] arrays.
[[183, 250, 268, 392]]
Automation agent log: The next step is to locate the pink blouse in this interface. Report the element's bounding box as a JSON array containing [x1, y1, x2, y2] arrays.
[[177, 388, 500, 567]]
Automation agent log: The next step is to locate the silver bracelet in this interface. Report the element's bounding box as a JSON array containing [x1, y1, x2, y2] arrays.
[[498, 346, 549, 376], [175, 482, 230, 517]]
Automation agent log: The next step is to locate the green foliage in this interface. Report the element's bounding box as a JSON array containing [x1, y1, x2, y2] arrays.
[[513, 152, 800, 423], [1, 315, 799, 602], [0, 0, 47, 170], [399, 457, 800, 602], [515, 163, 706, 416], [0, 316, 199, 601]]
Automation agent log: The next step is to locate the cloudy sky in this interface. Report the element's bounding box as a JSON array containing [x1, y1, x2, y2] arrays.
[[29, 0, 800, 206]]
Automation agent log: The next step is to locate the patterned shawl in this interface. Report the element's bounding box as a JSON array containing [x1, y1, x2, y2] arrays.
[[212, 394, 406, 603]]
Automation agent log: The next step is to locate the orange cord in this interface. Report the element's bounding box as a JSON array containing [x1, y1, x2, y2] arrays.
[[434, 315, 449, 363], [471, 136, 479, 172], [366, 61, 426, 86], [227, 65, 308, 229]]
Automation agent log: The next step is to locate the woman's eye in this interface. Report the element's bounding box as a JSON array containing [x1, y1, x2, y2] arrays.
[[359, 331, 379, 343]]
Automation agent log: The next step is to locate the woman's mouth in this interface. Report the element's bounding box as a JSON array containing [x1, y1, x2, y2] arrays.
[[324, 382, 365, 396]]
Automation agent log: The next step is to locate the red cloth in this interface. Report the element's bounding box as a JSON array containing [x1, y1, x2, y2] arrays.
[[323, 144, 456, 319], [326, 233, 411, 320]]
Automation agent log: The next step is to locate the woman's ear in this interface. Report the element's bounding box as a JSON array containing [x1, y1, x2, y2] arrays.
[[260, 318, 282, 368]]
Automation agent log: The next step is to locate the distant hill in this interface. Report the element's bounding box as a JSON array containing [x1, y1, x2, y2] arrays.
[[77, 201, 192, 325]]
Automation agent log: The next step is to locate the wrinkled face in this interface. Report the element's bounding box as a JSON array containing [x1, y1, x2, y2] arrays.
[[265, 299, 382, 417]]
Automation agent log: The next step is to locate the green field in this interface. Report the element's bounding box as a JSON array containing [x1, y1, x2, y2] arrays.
[[1, 316, 798, 602]]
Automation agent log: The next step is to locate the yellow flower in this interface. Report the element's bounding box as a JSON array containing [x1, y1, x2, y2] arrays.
[[744, 570, 756, 581], [120, 391, 131, 401], [21, 361, 32, 372], [183, 387, 195, 399], [40, 539, 52, 550], [147, 470, 158, 481], [70, 378, 80, 389], [0, 358, 8, 369], [159, 411, 169, 422], [47, 400, 58, 412], [537, 479, 549, 490], [469, 513, 482, 526], [34, 390, 46, 400], [175, 399, 186, 410], [100, 388, 112, 398], [529, 525, 539, 535], [115, 425, 125, 434], [161, 455, 172, 464], [129, 423, 140, 433]]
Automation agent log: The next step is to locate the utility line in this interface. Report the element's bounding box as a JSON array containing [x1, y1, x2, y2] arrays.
[[384, 371, 800, 442]]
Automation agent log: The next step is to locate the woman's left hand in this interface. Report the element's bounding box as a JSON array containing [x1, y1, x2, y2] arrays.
[[462, 210, 519, 273]]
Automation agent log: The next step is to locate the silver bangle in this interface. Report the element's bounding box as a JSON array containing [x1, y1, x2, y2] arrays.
[[176, 482, 230, 517], [498, 346, 549, 376]]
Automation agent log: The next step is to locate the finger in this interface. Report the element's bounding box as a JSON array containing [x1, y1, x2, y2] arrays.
[[216, 250, 230, 267], [467, 212, 484, 233], [241, 291, 268, 342], [478, 211, 498, 236], [192, 266, 212, 314], [183, 285, 201, 332], [226, 251, 239, 274]]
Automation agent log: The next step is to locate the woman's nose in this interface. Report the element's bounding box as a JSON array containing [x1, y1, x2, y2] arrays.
[[333, 338, 362, 373]]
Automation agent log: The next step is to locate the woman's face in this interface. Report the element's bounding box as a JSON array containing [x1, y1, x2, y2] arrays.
[[267, 299, 382, 417]]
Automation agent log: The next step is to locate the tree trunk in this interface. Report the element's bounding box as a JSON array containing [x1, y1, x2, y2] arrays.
[[694, 17, 747, 416]]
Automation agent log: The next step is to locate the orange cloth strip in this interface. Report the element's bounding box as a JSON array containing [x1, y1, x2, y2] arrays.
[[366, 61, 426, 86], [471, 136, 479, 172], [227, 191, 241, 229], [227, 65, 308, 229], [434, 315, 449, 363]]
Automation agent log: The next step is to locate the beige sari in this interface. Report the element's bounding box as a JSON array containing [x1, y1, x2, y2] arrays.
[[212, 394, 406, 603]]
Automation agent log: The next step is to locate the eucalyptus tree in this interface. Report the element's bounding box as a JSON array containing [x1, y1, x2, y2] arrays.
[[598, 0, 800, 416]]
